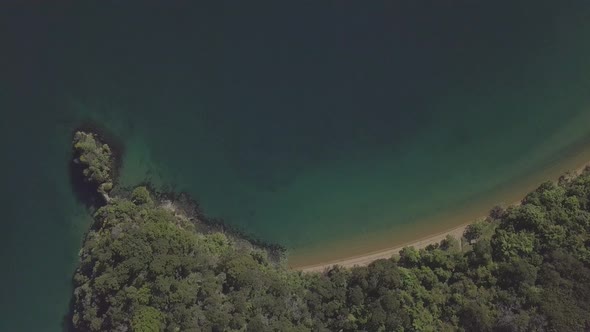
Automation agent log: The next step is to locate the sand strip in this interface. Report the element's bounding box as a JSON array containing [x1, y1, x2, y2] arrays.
[[298, 223, 470, 272], [297, 163, 590, 273]]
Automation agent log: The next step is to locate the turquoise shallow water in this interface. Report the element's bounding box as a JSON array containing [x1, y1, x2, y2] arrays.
[[2, 2, 590, 330]]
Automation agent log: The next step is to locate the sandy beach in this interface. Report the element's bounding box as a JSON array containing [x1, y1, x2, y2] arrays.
[[297, 223, 470, 272], [296, 161, 590, 273]]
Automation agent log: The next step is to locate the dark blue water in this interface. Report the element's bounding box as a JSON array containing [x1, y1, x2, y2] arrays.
[[2, 2, 590, 330]]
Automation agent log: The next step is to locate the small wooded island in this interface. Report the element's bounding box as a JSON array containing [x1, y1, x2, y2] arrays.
[[69, 131, 590, 332]]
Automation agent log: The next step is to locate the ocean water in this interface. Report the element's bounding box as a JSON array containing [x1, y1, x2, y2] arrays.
[[2, 2, 590, 330]]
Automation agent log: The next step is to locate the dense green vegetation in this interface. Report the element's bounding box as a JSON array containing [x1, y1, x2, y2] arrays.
[[70, 136, 590, 332], [72, 131, 114, 196]]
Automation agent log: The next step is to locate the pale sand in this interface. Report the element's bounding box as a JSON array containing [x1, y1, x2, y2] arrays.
[[297, 162, 590, 273], [298, 222, 470, 273]]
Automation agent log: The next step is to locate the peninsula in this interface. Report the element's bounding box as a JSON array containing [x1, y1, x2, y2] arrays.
[[68, 131, 590, 332]]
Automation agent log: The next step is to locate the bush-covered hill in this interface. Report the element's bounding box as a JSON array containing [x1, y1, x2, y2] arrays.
[[69, 133, 590, 332]]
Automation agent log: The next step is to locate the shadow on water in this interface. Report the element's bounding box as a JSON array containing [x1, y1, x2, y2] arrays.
[[63, 122, 124, 331], [62, 300, 76, 332], [67, 121, 124, 209], [61, 121, 285, 331], [68, 157, 106, 209], [63, 161, 95, 331]]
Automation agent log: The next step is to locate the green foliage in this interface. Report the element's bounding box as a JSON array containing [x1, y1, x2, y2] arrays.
[[131, 186, 153, 205], [399, 246, 421, 267], [464, 221, 486, 242], [73, 131, 113, 194], [131, 306, 164, 332], [71, 189, 313, 331], [203, 232, 231, 255], [71, 170, 590, 331], [492, 229, 536, 260]]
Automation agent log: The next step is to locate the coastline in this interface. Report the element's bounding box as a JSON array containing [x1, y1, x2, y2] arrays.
[[297, 223, 470, 272], [293, 143, 590, 273]]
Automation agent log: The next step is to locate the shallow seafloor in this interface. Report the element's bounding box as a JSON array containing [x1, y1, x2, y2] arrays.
[[2, 2, 590, 330]]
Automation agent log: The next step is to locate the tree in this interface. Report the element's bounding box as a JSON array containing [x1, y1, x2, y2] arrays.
[[464, 222, 486, 242], [69, 132, 590, 332], [131, 186, 153, 205], [131, 306, 165, 332], [72, 131, 113, 196], [491, 229, 536, 261], [399, 247, 421, 267], [458, 301, 494, 332]]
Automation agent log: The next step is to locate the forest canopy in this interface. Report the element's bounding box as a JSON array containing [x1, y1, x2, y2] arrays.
[[69, 132, 590, 332], [72, 131, 114, 196]]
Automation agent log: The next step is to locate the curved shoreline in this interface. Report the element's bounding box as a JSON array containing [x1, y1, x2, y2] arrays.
[[294, 156, 590, 273], [297, 222, 470, 272]]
